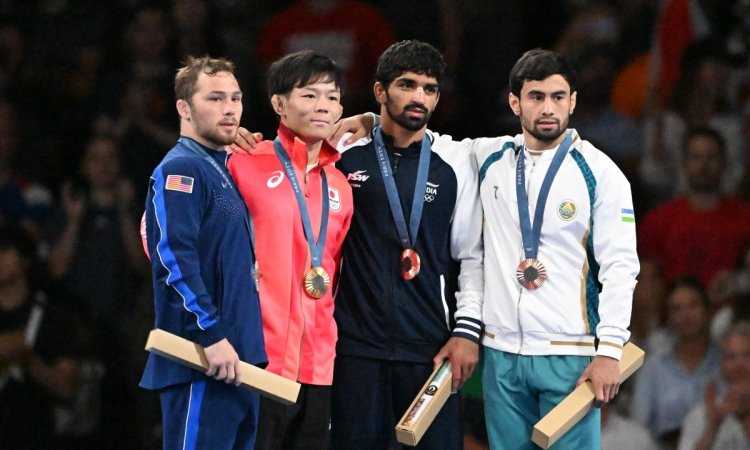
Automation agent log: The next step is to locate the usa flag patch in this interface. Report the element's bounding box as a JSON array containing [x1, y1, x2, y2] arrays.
[[165, 175, 194, 193]]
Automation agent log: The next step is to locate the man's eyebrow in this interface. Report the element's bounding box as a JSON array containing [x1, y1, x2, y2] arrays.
[[526, 89, 567, 96], [206, 90, 242, 95]]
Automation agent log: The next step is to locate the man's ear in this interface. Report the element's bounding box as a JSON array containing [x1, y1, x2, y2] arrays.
[[271, 94, 286, 115], [374, 82, 386, 105], [508, 92, 520, 116], [176, 99, 191, 121], [569, 91, 577, 115]]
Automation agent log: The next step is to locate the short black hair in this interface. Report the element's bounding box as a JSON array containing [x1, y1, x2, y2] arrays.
[[509, 49, 577, 97], [683, 125, 726, 159], [374, 40, 446, 88], [267, 50, 343, 98]]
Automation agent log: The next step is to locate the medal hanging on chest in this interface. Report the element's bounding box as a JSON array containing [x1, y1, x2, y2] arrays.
[[516, 258, 547, 289], [400, 248, 421, 280], [515, 133, 573, 290], [373, 128, 431, 280], [303, 266, 330, 299], [273, 139, 330, 299]]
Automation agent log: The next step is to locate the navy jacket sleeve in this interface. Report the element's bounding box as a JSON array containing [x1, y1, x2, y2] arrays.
[[148, 157, 226, 347]]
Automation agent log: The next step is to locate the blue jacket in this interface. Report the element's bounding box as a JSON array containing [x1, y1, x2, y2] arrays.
[[140, 137, 266, 390], [335, 131, 484, 363]]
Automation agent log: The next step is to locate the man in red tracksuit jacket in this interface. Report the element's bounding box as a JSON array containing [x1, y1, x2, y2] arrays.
[[228, 51, 353, 450]]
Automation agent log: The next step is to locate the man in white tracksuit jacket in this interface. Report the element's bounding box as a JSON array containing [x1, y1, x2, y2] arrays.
[[432, 49, 639, 449]]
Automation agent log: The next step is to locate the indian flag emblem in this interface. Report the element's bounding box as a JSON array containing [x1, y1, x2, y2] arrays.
[[621, 208, 635, 223]]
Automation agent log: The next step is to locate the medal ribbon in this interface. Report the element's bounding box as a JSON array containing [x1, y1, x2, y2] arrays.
[[373, 127, 431, 250], [178, 137, 256, 254], [273, 139, 329, 269], [516, 132, 573, 259]]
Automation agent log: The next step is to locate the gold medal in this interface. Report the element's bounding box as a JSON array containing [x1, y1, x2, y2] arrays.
[[401, 249, 421, 280], [516, 258, 547, 289], [303, 267, 330, 299]]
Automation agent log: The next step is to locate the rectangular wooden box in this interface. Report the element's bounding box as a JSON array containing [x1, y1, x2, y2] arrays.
[[144, 328, 300, 405], [531, 343, 646, 448], [395, 361, 453, 446]]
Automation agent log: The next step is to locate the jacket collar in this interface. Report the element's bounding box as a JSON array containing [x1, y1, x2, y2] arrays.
[[276, 123, 340, 170]]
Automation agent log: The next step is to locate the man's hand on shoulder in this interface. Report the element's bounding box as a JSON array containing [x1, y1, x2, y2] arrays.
[[329, 113, 375, 147], [577, 355, 620, 407], [433, 337, 479, 392], [227, 127, 263, 155], [203, 338, 241, 386]]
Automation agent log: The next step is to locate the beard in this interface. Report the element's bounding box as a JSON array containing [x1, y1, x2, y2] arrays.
[[384, 97, 432, 132], [196, 123, 237, 147], [526, 117, 568, 143]]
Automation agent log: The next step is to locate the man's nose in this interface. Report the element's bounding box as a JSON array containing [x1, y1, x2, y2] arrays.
[[413, 87, 426, 103]]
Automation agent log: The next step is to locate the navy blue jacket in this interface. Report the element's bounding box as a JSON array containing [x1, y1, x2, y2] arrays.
[[335, 132, 483, 363], [140, 138, 266, 390]]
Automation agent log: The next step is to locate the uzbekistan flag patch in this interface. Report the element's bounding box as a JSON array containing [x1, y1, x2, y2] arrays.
[[621, 208, 635, 223], [165, 175, 194, 193]]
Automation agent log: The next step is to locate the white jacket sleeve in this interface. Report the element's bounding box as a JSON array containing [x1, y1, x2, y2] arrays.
[[591, 155, 639, 360]]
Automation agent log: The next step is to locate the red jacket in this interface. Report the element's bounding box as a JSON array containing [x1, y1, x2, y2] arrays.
[[228, 125, 353, 385]]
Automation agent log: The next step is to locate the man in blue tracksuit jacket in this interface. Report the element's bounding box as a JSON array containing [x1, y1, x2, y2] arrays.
[[139, 55, 266, 450]]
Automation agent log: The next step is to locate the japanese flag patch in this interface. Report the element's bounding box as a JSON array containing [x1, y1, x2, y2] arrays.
[[328, 187, 341, 212], [165, 175, 194, 194]]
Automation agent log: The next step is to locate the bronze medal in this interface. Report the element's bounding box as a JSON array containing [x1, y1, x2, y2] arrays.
[[303, 267, 330, 299], [516, 258, 547, 289], [401, 249, 421, 280]]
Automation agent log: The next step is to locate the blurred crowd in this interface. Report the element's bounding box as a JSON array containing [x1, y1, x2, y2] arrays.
[[2, 0, 750, 449]]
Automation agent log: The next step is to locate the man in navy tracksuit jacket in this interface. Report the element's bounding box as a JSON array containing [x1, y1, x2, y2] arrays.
[[140, 56, 266, 450], [331, 41, 483, 450]]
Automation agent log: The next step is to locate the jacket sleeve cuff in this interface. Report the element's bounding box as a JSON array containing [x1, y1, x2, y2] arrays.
[[596, 339, 624, 360], [451, 317, 483, 344], [194, 324, 226, 349]]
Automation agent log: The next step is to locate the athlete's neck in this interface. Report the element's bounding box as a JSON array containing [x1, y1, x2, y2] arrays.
[[305, 140, 323, 166], [381, 119, 425, 148], [179, 129, 224, 151]]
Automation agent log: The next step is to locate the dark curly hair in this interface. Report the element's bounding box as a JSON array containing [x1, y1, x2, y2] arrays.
[[374, 40, 446, 89]]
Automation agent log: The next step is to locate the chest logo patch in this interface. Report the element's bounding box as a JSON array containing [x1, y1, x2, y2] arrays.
[[328, 187, 341, 212], [346, 170, 370, 188], [266, 171, 284, 189], [424, 182, 439, 202], [557, 200, 577, 221]]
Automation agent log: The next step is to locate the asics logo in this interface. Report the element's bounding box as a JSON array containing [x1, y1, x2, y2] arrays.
[[267, 171, 284, 188]]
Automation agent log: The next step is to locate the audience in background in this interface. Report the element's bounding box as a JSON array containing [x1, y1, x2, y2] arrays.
[[677, 322, 750, 450], [638, 126, 750, 288], [630, 278, 721, 448], [0, 0, 749, 447]]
